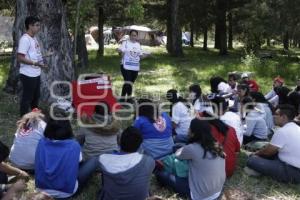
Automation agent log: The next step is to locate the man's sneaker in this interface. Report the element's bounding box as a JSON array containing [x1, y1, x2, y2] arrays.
[[244, 166, 261, 177]]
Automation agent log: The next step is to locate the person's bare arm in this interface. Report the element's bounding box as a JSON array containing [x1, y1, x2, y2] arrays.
[[17, 54, 44, 68], [0, 163, 29, 180], [255, 144, 279, 158]]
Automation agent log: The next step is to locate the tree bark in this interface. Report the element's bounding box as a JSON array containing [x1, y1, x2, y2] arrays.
[[216, 0, 227, 55], [228, 11, 233, 49], [4, 0, 74, 102], [166, 0, 183, 57], [203, 25, 208, 51], [76, 28, 88, 68], [266, 38, 271, 46], [283, 31, 289, 50], [190, 21, 194, 47], [97, 6, 104, 57], [214, 23, 220, 49]]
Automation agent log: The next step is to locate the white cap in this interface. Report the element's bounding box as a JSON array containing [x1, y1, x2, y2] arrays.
[[241, 73, 249, 78]]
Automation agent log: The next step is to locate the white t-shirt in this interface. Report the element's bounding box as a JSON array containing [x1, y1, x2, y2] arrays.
[[172, 102, 192, 135], [217, 82, 231, 94], [193, 98, 213, 114], [9, 120, 46, 169], [17, 33, 43, 77], [119, 40, 142, 71], [220, 111, 244, 145], [271, 122, 300, 168]]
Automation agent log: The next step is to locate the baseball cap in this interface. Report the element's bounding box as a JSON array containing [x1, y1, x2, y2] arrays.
[[241, 73, 249, 79]]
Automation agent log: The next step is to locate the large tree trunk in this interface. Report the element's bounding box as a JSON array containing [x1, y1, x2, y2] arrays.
[[216, 0, 227, 55], [266, 38, 271, 46], [283, 31, 289, 50], [228, 11, 233, 49], [166, 0, 183, 57], [3, 0, 74, 102], [76, 28, 88, 68], [190, 21, 194, 47], [203, 25, 208, 51], [214, 23, 220, 49], [97, 6, 104, 57]]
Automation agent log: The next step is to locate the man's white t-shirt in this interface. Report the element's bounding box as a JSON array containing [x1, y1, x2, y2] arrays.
[[119, 40, 142, 71], [17, 33, 43, 77], [217, 82, 231, 94], [172, 102, 192, 135], [271, 122, 300, 168]]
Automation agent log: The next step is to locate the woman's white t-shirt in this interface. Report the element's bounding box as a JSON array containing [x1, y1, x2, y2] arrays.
[[17, 33, 43, 77], [172, 102, 192, 135], [119, 40, 142, 71]]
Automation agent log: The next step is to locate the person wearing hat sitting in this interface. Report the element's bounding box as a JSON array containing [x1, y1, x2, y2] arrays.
[[265, 76, 284, 107], [241, 73, 260, 92]]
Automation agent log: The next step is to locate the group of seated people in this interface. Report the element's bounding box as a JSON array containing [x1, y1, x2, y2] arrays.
[[0, 73, 300, 200]]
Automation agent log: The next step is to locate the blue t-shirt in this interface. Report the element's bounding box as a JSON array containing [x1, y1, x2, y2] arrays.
[[134, 112, 172, 139]]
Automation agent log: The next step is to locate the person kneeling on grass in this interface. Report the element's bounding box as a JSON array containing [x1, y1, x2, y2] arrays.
[[246, 105, 300, 183], [98, 126, 155, 200], [35, 119, 99, 199], [155, 118, 226, 200]]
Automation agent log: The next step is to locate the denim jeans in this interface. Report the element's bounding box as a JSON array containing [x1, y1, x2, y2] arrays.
[[247, 155, 300, 183], [155, 170, 190, 198], [78, 156, 100, 188]]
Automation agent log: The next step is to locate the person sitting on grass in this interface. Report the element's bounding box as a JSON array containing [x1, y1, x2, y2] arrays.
[[76, 102, 121, 161], [188, 84, 213, 115], [228, 73, 239, 96], [204, 97, 241, 177], [230, 83, 250, 113], [35, 119, 98, 199], [211, 96, 244, 145], [175, 118, 226, 200], [242, 97, 268, 145], [265, 76, 284, 107], [9, 108, 46, 172], [98, 126, 155, 200], [246, 105, 300, 183], [134, 99, 174, 159], [241, 73, 259, 92], [0, 141, 29, 199], [210, 76, 231, 95], [166, 89, 192, 143], [250, 92, 275, 135]]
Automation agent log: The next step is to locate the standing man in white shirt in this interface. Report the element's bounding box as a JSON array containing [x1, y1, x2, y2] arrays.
[[246, 105, 300, 183], [17, 16, 46, 116]]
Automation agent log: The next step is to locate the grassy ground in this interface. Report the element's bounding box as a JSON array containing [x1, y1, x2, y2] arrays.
[[1, 46, 300, 199]]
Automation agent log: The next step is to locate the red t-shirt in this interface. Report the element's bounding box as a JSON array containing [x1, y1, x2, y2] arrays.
[[210, 125, 240, 177], [246, 80, 259, 92]]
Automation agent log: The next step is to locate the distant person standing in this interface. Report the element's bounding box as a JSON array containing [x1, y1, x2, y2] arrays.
[[117, 30, 149, 103], [17, 16, 45, 116]]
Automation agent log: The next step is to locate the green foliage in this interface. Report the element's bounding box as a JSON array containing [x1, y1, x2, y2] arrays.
[[125, 0, 144, 23], [241, 50, 261, 68]]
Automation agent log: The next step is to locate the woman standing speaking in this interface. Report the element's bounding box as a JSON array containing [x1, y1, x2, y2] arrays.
[[117, 30, 149, 103]]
